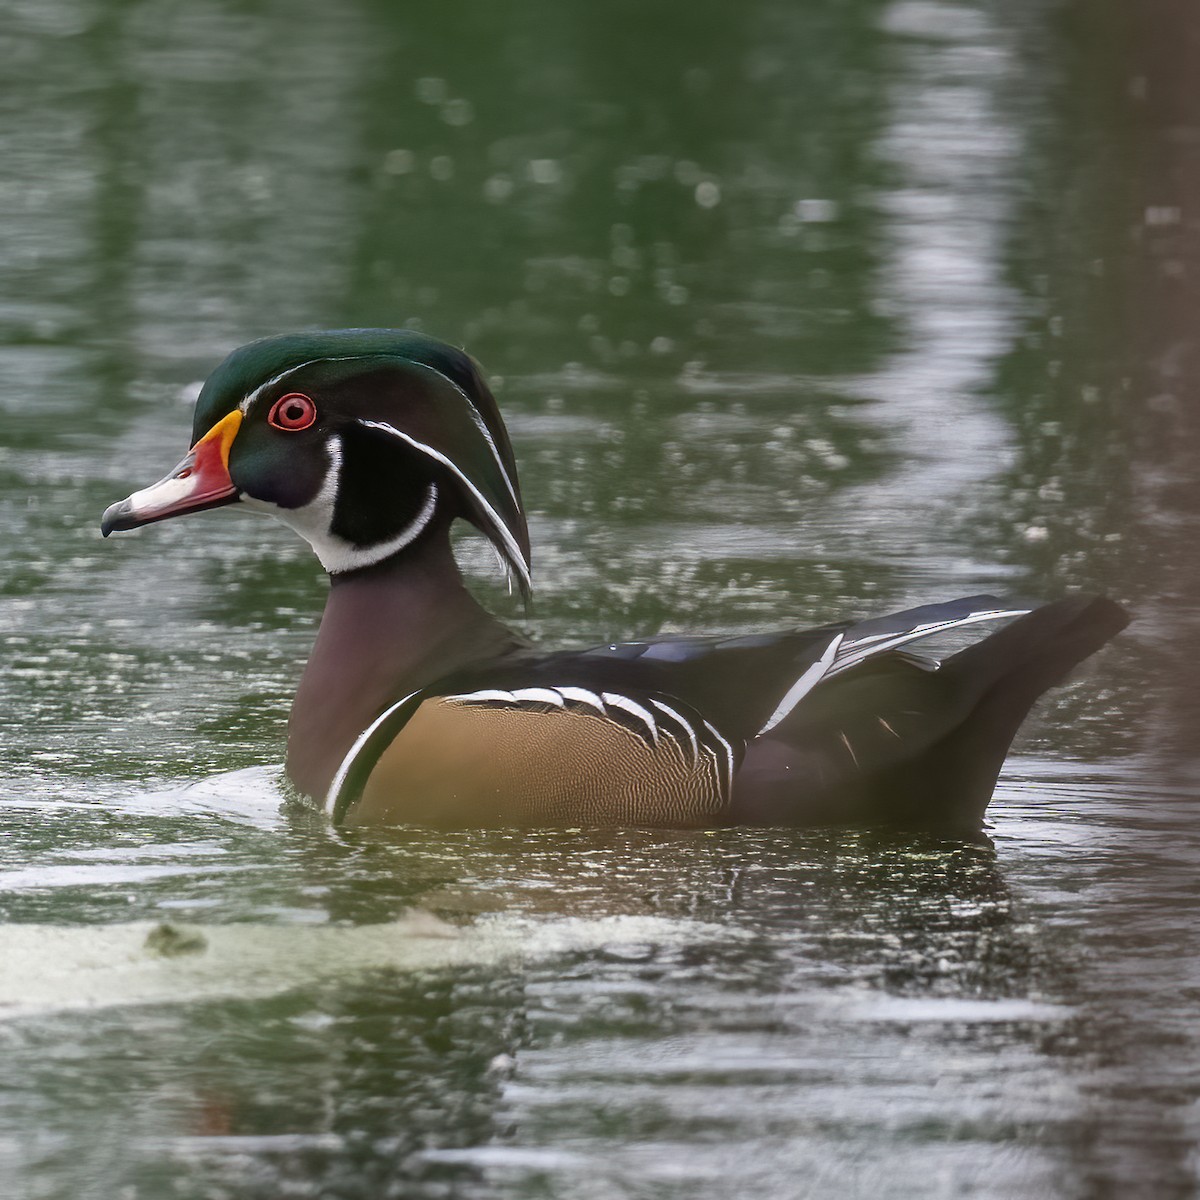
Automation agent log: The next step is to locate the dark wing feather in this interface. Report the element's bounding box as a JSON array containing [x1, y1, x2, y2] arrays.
[[426, 594, 1032, 746], [736, 596, 1129, 829]]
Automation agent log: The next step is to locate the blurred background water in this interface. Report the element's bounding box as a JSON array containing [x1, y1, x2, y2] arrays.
[[1, 0, 1198, 1197]]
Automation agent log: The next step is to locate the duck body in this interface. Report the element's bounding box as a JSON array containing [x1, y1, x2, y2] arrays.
[[101, 330, 1128, 833], [327, 589, 1126, 833]]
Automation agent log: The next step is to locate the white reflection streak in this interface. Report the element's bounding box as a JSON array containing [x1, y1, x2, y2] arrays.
[[835, 2, 1020, 553]]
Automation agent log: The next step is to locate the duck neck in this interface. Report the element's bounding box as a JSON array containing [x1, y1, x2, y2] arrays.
[[287, 530, 524, 800]]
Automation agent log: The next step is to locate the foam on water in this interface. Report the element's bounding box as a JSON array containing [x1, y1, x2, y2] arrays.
[[835, 995, 1074, 1023], [0, 912, 727, 1019], [122, 765, 296, 827]]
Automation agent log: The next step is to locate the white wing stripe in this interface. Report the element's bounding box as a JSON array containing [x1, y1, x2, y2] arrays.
[[754, 608, 1030, 739], [449, 687, 567, 708], [699, 718, 736, 798], [511, 687, 566, 707], [831, 608, 1029, 677], [756, 633, 844, 737], [326, 689, 421, 812], [600, 692, 660, 744], [555, 686, 607, 713], [649, 699, 701, 765]]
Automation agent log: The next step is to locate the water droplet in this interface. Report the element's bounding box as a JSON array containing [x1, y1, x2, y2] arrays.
[[1145, 205, 1181, 227], [794, 198, 838, 223], [442, 98, 474, 126], [528, 159, 562, 185], [483, 174, 514, 203], [415, 77, 447, 104], [383, 149, 414, 176]]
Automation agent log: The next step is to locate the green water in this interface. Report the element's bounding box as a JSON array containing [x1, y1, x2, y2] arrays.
[[1, 1, 1197, 1197]]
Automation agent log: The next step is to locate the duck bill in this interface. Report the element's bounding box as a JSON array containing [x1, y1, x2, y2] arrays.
[[101, 409, 244, 536]]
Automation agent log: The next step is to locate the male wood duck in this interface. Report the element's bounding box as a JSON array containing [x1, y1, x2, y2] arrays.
[[101, 330, 1128, 832]]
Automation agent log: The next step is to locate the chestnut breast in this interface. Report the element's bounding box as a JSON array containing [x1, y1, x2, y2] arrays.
[[341, 696, 731, 828]]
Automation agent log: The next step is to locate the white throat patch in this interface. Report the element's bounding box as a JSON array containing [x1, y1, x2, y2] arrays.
[[240, 434, 440, 574]]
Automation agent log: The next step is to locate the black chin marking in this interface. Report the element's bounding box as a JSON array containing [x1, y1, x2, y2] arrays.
[[326, 482, 440, 577], [330, 423, 440, 550]]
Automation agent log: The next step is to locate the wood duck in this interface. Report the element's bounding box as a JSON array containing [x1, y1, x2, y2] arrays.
[[100, 330, 1128, 832]]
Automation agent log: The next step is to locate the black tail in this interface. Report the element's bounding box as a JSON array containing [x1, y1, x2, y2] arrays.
[[906, 595, 1130, 827], [734, 596, 1129, 831]]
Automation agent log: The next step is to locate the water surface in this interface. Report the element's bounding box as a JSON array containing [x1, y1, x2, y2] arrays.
[[1, 1, 1195, 1196]]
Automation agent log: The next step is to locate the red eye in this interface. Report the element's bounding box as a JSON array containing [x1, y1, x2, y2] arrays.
[[268, 393, 317, 431]]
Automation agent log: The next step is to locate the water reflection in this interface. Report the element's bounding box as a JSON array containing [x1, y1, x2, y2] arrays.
[[3, 763, 1187, 1197]]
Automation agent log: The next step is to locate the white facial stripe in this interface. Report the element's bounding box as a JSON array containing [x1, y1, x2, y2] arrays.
[[356, 418, 531, 594], [463, 405, 519, 505], [241, 433, 341, 537], [241, 434, 440, 574], [231, 354, 526, 586], [404, 361, 521, 508], [239, 356, 518, 511], [240, 353, 391, 414], [241, 357, 325, 413], [334, 481, 439, 573]]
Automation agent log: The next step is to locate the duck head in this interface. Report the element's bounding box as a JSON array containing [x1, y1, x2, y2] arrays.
[[100, 330, 531, 594]]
